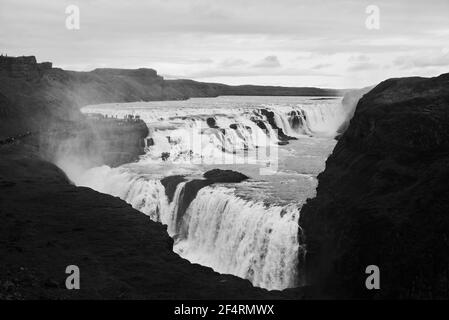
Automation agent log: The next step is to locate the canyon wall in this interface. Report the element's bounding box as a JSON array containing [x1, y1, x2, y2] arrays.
[[39, 117, 149, 171], [0, 55, 52, 79], [300, 73, 449, 299]]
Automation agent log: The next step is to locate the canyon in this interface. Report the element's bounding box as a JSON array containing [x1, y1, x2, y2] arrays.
[[1, 55, 448, 299]]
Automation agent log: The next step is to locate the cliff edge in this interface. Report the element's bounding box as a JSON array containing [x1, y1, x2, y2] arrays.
[[300, 73, 449, 299]]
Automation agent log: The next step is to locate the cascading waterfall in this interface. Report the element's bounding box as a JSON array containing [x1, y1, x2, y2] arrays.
[[68, 96, 345, 291], [83, 98, 346, 165], [174, 186, 303, 290], [73, 166, 304, 290]]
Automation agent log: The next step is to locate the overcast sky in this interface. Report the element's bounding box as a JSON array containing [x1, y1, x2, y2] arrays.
[[1, 0, 449, 88]]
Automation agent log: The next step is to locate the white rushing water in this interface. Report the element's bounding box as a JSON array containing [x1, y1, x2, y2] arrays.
[[175, 186, 302, 290], [72, 167, 303, 290], [62, 96, 344, 290], [83, 96, 346, 165]]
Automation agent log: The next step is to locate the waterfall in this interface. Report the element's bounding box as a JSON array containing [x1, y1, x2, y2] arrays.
[[69, 97, 343, 291], [72, 166, 304, 290], [82, 98, 346, 164], [174, 186, 303, 290]]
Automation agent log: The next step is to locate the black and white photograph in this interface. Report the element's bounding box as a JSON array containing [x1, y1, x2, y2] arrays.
[[1, 0, 449, 310]]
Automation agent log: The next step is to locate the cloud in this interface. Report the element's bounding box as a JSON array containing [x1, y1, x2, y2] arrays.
[[347, 62, 379, 72], [181, 65, 338, 79], [312, 63, 332, 69], [1, 0, 449, 88], [188, 58, 214, 64], [393, 51, 449, 68], [348, 54, 370, 63], [220, 58, 249, 68], [253, 55, 281, 68], [346, 54, 377, 71]]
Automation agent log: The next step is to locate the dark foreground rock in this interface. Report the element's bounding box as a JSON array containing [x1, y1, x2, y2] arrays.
[[300, 73, 449, 299], [0, 144, 298, 299]]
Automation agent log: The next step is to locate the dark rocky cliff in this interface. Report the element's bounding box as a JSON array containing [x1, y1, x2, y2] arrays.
[[0, 55, 52, 79], [300, 73, 449, 299], [39, 117, 149, 168]]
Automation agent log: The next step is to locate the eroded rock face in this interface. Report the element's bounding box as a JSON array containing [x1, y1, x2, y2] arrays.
[[39, 118, 149, 169], [300, 73, 449, 299], [259, 109, 298, 141], [160, 175, 187, 202], [0, 55, 52, 80], [161, 169, 250, 231]]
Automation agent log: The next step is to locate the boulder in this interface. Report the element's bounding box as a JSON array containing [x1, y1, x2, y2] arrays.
[[203, 169, 249, 183], [206, 117, 219, 128]]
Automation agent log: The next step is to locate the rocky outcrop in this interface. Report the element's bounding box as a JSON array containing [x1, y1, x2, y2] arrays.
[[300, 73, 449, 299], [39, 117, 149, 169], [259, 108, 298, 142], [160, 175, 187, 202], [0, 55, 52, 80], [161, 170, 250, 230], [203, 169, 249, 182], [206, 117, 219, 128], [181, 170, 248, 235]]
